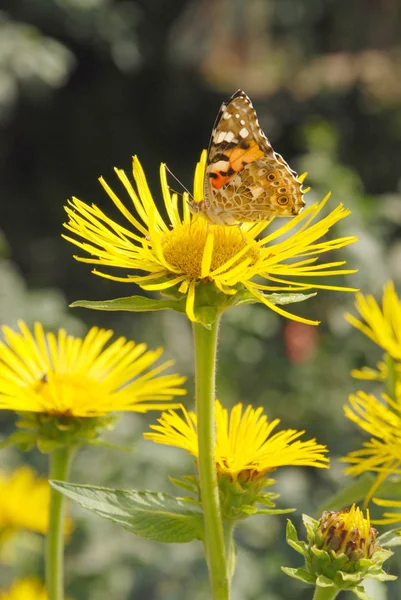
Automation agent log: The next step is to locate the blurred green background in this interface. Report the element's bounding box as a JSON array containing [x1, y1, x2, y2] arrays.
[[1, 0, 401, 598]]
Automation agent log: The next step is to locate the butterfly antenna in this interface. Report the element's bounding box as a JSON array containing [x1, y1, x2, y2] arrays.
[[164, 164, 194, 200]]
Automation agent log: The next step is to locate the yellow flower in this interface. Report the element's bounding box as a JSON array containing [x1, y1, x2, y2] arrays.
[[145, 400, 329, 480], [0, 467, 63, 537], [346, 281, 401, 360], [63, 152, 357, 326], [341, 390, 401, 502], [0, 321, 186, 417], [0, 578, 47, 600]]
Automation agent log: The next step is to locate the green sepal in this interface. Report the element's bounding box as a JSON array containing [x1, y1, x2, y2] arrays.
[[316, 574, 336, 587], [0, 430, 38, 452], [11, 412, 118, 452], [70, 295, 185, 313], [302, 513, 319, 542], [51, 481, 204, 543], [352, 586, 370, 600], [281, 567, 316, 585], [377, 527, 401, 547]]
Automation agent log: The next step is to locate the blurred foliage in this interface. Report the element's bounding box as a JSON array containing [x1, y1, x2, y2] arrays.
[[1, 0, 401, 598]]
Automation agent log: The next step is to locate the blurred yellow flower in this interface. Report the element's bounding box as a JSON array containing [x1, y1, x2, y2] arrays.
[[346, 281, 401, 360], [372, 497, 401, 525], [63, 152, 357, 325], [341, 390, 401, 502], [0, 467, 54, 537], [350, 361, 387, 381], [0, 321, 186, 417], [145, 400, 329, 479], [0, 578, 47, 600]]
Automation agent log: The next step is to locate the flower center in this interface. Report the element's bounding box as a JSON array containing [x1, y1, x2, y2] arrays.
[[161, 221, 259, 279]]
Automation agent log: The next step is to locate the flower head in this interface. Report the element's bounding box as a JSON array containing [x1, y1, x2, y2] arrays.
[[0, 467, 67, 538], [145, 400, 329, 479], [317, 505, 378, 561], [0, 578, 47, 600], [283, 506, 395, 597], [346, 281, 401, 360], [63, 152, 357, 325], [0, 321, 185, 418], [145, 400, 328, 519]]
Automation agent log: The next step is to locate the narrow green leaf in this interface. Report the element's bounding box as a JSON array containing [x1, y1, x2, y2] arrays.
[[230, 289, 317, 308], [318, 474, 376, 512], [51, 481, 204, 543], [252, 507, 294, 516], [70, 296, 184, 313]]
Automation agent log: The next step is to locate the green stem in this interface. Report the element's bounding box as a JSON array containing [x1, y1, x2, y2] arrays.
[[312, 585, 340, 600], [46, 446, 75, 600], [192, 320, 230, 600]]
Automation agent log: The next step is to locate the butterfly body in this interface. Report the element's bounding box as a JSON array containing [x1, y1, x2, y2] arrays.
[[189, 90, 305, 225]]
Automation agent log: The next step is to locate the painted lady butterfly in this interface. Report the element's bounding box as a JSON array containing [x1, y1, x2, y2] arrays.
[[189, 90, 306, 225]]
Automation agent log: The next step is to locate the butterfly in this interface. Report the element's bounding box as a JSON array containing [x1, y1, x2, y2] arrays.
[[188, 90, 306, 225]]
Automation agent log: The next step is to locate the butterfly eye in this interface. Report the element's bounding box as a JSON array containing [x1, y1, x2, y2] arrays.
[[277, 196, 289, 205], [267, 173, 276, 181]]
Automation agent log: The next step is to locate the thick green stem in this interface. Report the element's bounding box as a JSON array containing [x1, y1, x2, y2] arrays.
[[192, 320, 230, 600], [46, 446, 75, 600], [312, 585, 340, 600]]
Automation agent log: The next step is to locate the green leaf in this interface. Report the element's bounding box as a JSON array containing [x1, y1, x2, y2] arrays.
[[70, 295, 184, 313], [168, 475, 199, 495], [318, 473, 376, 512], [377, 527, 401, 547], [51, 481, 204, 543], [281, 567, 315, 584]]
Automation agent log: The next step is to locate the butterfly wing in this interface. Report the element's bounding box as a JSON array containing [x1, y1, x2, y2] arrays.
[[203, 90, 305, 224]]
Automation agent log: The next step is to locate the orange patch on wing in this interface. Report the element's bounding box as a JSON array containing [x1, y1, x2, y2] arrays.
[[210, 141, 266, 190]]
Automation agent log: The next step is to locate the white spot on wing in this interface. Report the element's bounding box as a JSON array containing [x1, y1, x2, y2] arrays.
[[223, 112, 231, 120], [215, 131, 226, 144], [235, 113, 240, 118], [225, 131, 235, 143], [239, 127, 249, 138], [240, 119, 245, 126]]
